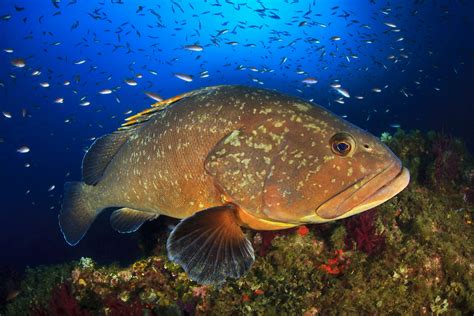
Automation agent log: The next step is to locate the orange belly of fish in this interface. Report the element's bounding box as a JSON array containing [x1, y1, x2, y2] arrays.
[[236, 206, 298, 230]]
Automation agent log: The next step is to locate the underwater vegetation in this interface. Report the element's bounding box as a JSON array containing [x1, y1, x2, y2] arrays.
[[343, 208, 386, 257], [3, 130, 473, 315]]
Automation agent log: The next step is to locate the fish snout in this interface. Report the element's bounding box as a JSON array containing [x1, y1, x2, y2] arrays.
[[314, 159, 409, 221]]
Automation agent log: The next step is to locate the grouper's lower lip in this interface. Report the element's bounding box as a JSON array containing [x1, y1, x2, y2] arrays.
[[314, 161, 410, 220], [348, 166, 410, 215]]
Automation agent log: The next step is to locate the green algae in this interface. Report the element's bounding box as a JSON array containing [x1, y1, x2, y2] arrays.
[[4, 130, 474, 315]]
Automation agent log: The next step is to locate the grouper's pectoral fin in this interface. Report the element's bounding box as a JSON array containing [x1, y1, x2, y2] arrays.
[[166, 204, 255, 285], [110, 208, 159, 233]]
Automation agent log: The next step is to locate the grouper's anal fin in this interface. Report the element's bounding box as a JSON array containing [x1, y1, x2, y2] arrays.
[[82, 130, 132, 185], [110, 208, 159, 233], [166, 204, 255, 285]]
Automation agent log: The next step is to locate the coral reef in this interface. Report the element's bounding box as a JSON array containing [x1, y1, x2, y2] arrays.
[[383, 130, 471, 193], [4, 263, 76, 316], [0, 265, 21, 307], [254, 228, 296, 256], [429, 133, 466, 192], [31, 283, 90, 316], [344, 209, 386, 256], [4, 130, 474, 315]]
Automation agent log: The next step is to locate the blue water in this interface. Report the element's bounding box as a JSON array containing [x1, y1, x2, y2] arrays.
[[0, 0, 472, 269]]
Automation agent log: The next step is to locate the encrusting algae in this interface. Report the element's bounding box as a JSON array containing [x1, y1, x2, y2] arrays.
[[3, 130, 474, 315]]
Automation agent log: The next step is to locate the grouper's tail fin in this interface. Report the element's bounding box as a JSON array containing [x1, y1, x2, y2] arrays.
[[59, 181, 103, 246]]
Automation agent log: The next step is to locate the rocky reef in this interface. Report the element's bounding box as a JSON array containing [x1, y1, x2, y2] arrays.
[[3, 130, 474, 315]]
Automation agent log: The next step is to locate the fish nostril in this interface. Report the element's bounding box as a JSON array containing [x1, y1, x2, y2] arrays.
[[362, 144, 373, 152]]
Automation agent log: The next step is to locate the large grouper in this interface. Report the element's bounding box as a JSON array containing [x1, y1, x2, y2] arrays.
[[59, 85, 410, 284]]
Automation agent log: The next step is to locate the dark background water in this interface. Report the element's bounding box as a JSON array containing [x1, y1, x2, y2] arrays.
[[0, 0, 472, 270]]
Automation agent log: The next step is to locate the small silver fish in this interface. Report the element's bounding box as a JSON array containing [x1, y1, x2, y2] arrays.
[[174, 73, 193, 82], [145, 91, 163, 102], [302, 77, 318, 84], [384, 22, 397, 28], [11, 58, 26, 68], [125, 79, 138, 86], [336, 88, 350, 98], [17, 146, 30, 153], [184, 44, 203, 52], [99, 89, 113, 95]]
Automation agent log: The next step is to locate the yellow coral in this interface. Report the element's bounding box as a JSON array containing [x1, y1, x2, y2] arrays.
[[132, 260, 147, 273], [119, 291, 130, 302]]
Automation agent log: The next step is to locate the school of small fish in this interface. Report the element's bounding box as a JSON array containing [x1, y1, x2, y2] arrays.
[[0, 0, 470, 210]]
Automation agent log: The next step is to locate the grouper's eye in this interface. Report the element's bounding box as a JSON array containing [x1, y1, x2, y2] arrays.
[[330, 132, 355, 157]]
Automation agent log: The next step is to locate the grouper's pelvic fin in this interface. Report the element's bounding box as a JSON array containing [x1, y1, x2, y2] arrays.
[[110, 208, 158, 233], [58, 181, 104, 246], [166, 204, 255, 285]]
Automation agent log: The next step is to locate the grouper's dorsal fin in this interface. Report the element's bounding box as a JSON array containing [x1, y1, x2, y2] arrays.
[[119, 85, 226, 131], [119, 91, 196, 130], [119, 93, 186, 130], [82, 130, 132, 185]]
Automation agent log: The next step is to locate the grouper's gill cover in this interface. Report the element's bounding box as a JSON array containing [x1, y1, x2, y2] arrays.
[[59, 85, 410, 284]]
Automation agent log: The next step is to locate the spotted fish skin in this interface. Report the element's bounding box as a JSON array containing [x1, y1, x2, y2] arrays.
[[94, 85, 235, 218], [59, 85, 409, 284], [88, 85, 404, 226]]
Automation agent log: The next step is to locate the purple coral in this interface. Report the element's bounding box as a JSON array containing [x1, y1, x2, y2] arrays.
[[463, 187, 474, 204], [431, 133, 463, 188], [257, 228, 296, 256], [344, 209, 385, 256], [31, 283, 90, 316], [177, 298, 198, 315], [103, 296, 145, 316]]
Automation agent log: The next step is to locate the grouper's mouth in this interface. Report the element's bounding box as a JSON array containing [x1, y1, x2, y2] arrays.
[[310, 160, 410, 222]]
